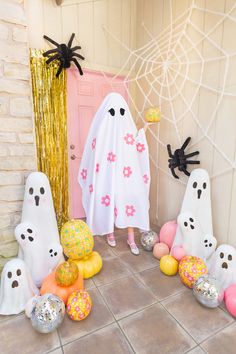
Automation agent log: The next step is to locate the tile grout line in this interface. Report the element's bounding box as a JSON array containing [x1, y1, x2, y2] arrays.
[[198, 319, 236, 347]]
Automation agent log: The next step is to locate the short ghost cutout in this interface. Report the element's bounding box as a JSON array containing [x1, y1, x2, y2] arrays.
[[210, 244, 236, 291], [19, 172, 61, 258], [0, 259, 39, 315], [15, 222, 63, 287], [173, 169, 213, 251]]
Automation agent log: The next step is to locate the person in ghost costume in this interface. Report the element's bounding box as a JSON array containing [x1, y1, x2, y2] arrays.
[[177, 212, 217, 262], [78, 93, 150, 255], [0, 259, 39, 315], [172, 169, 216, 260], [15, 222, 63, 287], [209, 244, 236, 291], [18, 172, 61, 259]]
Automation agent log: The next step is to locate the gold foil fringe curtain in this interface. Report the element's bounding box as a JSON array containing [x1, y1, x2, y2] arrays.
[[30, 49, 69, 228]]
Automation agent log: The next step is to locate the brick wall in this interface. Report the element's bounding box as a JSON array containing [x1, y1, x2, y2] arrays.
[[0, 0, 36, 272]]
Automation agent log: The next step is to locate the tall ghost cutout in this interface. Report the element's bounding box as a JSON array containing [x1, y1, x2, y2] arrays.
[[173, 169, 213, 249], [78, 93, 150, 235], [0, 259, 39, 315], [19, 172, 60, 258]]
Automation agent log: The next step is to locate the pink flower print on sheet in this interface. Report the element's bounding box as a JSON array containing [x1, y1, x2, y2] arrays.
[[81, 169, 87, 180], [114, 207, 118, 217], [126, 205, 135, 217], [107, 152, 116, 163], [89, 184, 93, 193], [101, 195, 110, 207], [136, 143, 145, 153], [91, 138, 96, 150], [123, 166, 132, 178], [96, 163, 99, 173], [124, 133, 135, 145], [143, 174, 149, 184]]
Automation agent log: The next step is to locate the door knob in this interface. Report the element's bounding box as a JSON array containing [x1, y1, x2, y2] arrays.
[[70, 144, 75, 150], [71, 154, 76, 160]]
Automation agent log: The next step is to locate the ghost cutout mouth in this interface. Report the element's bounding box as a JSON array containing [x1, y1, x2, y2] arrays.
[[192, 181, 207, 199], [28, 186, 45, 206]]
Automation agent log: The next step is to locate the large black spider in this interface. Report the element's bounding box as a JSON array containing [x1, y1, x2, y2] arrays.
[[167, 137, 200, 179], [43, 33, 85, 77]]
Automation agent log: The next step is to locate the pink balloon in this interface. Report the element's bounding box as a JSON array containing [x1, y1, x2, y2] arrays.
[[159, 220, 177, 248], [153, 242, 169, 260], [171, 245, 186, 261], [224, 284, 236, 301], [225, 294, 236, 317]]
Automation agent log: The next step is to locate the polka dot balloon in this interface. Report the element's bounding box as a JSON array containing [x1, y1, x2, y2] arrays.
[[179, 256, 208, 288]]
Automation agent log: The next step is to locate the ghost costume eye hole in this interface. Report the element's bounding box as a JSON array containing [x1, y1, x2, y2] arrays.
[[220, 252, 224, 259], [7, 271, 12, 279], [16, 269, 21, 276], [203, 182, 207, 189], [29, 187, 33, 195], [21, 234, 25, 240], [120, 108, 125, 116], [40, 187, 45, 194], [27, 228, 32, 233], [108, 108, 115, 116], [184, 222, 188, 227], [228, 254, 232, 261], [193, 182, 197, 188]]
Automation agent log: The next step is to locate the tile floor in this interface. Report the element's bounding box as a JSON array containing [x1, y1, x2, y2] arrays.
[[1, 229, 236, 354]]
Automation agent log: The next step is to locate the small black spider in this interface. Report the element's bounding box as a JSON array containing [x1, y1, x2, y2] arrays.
[[167, 137, 200, 179], [43, 33, 85, 77]]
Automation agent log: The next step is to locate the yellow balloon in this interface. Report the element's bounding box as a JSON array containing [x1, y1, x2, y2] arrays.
[[160, 255, 178, 276]]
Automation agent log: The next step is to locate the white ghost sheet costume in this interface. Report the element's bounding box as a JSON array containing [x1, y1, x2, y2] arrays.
[[78, 93, 150, 235], [15, 222, 63, 287], [18, 172, 61, 259], [209, 244, 236, 291], [0, 259, 39, 315], [177, 212, 217, 261], [172, 169, 215, 260]]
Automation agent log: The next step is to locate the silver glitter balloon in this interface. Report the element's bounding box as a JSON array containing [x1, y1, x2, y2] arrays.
[[141, 230, 158, 251], [193, 275, 224, 308], [30, 293, 65, 333]]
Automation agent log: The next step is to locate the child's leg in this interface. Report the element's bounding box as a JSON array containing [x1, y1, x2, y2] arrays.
[[106, 232, 116, 247], [127, 227, 139, 255]]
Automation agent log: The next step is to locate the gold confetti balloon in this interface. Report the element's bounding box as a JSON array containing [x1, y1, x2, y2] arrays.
[[61, 219, 94, 260], [179, 256, 208, 288], [67, 290, 92, 321]]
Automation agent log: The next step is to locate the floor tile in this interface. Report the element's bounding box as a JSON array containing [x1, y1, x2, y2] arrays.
[[137, 265, 185, 300], [119, 250, 158, 273], [0, 314, 60, 354], [93, 256, 132, 286], [47, 348, 63, 354], [99, 275, 156, 320], [84, 278, 96, 290], [162, 289, 234, 343], [119, 303, 195, 354], [58, 288, 114, 345], [186, 346, 206, 354], [63, 323, 133, 354], [201, 322, 236, 354], [94, 236, 115, 259]]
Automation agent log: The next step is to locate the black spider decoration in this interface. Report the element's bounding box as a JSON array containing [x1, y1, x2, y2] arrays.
[[43, 33, 85, 77], [167, 137, 200, 179]]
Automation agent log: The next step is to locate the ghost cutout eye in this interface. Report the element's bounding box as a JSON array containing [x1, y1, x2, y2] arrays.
[[21, 234, 25, 240], [184, 222, 188, 227], [220, 252, 224, 259], [16, 269, 21, 276], [28, 236, 34, 242], [29, 187, 33, 195], [108, 108, 115, 116], [228, 254, 232, 261], [193, 182, 197, 189], [27, 228, 32, 233], [7, 271, 12, 279], [203, 182, 207, 189], [189, 217, 194, 222], [40, 187, 45, 195], [120, 108, 125, 116]]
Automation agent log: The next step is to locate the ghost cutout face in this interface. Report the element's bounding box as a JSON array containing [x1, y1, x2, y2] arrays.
[[24, 172, 51, 208], [0, 259, 38, 315], [210, 244, 236, 290], [186, 169, 210, 202]]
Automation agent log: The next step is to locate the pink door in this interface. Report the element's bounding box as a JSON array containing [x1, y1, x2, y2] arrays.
[[67, 68, 128, 218]]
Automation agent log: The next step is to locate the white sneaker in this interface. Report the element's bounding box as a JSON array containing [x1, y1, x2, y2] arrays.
[[127, 241, 140, 256], [106, 234, 116, 247]]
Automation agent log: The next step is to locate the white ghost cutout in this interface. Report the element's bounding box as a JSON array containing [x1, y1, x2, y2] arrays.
[[18, 172, 61, 258], [0, 259, 39, 315], [173, 169, 213, 249], [15, 222, 63, 287], [209, 244, 236, 291], [178, 212, 217, 261]]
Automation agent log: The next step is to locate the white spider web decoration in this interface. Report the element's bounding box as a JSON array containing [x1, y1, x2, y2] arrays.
[[98, 0, 236, 222]]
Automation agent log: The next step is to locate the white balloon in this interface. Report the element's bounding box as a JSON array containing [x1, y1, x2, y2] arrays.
[[15, 222, 63, 287], [209, 244, 236, 291], [0, 259, 39, 315]]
